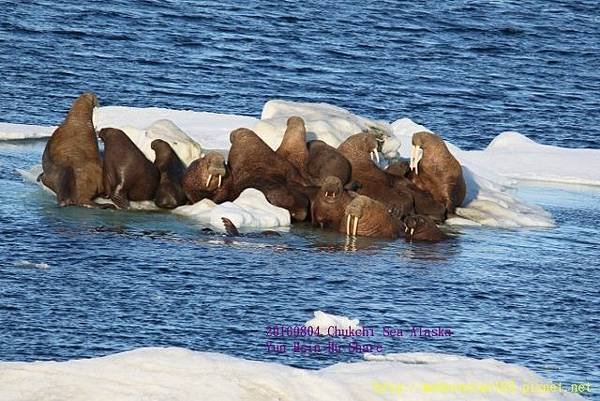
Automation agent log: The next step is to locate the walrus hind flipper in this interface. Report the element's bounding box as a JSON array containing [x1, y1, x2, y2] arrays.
[[110, 191, 130, 209], [221, 217, 240, 237]]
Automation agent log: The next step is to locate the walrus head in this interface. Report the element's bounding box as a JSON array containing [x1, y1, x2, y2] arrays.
[[410, 131, 444, 175], [97, 127, 120, 143], [200, 151, 227, 190], [403, 214, 447, 242], [286, 116, 306, 132], [343, 195, 370, 237], [66, 92, 100, 125], [338, 133, 380, 165], [319, 176, 343, 203]]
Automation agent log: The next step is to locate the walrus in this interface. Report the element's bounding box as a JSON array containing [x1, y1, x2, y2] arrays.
[[342, 194, 404, 238], [403, 214, 448, 242], [39, 92, 108, 208], [182, 151, 231, 204], [151, 139, 188, 209], [98, 128, 159, 209], [338, 133, 414, 218], [409, 131, 466, 214], [306, 140, 352, 185], [227, 128, 316, 221], [311, 176, 355, 229], [275, 116, 309, 177]]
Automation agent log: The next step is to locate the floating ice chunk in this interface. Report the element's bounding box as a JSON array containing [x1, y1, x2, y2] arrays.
[[116, 119, 203, 166], [0, 347, 585, 401], [254, 100, 399, 157], [0, 122, 55, 140], [173, 188, 290, 230], [93, 106, 257, 150], [304, 311, 361, 335], [14, 260, 49, 269]]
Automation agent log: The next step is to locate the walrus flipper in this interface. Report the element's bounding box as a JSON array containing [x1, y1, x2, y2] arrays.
[[56, 166, 75, 207], [221, 217, 240, 237], [110, 190, 130, 209]]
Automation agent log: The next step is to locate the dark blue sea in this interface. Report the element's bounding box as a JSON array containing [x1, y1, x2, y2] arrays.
[[0, 0, 598, 398]]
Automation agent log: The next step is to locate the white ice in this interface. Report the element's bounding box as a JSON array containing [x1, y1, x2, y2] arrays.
[[0, 122, 55, 140], [13, 260, 49, 269], [173, 188, 290, 230], [304, 311, 362, 335], [0, 347, 585, 401]]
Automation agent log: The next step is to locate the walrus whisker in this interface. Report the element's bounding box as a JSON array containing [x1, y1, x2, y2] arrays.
[[206, 174, 212, 187]]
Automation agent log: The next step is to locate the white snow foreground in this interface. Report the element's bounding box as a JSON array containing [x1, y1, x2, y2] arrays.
[[8, 99, 600, 228], [0, 347, 584, 401]]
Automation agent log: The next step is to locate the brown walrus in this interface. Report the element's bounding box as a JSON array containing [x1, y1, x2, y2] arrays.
[[311, 176, 355, 229], [182, 151, 230, 204], [342, 194, 404, 238], [151, 139, 188, 209], [306, 140, 352, 185], [409, 131, 466, 214], [39, 92, 108, 208], [98, 128, 159, 209], [227, 128, 315, 221], [275, 116, 309, 176], [403, 214, 448, 242], [338, 133, 414, 218]]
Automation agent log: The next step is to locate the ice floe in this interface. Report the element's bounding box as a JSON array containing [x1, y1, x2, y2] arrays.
[[304, 311, 362, 335], [0, 347, 585, 401]]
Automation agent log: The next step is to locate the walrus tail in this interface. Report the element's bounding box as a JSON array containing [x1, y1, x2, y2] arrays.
[[221, 217, 240, 237]]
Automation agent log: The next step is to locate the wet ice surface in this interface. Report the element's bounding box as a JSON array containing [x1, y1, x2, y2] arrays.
[[0, 140, 598, 394]]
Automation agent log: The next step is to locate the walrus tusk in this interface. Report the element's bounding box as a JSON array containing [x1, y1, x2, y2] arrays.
[[352, 215, 359, 236], [325, 191, 329, 197], [206, 174, 212, 187], [410, 145, 423, 175], [373, 148, 380, 164], [370, 151, 374, 161], [346, 214, 351, 235], [405, 226, 408, 233], [410, 228, 415, 236], [217, 174, 222, 188]]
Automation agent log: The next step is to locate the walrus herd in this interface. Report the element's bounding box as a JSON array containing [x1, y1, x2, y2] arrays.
[[39, 92, 466, 242]]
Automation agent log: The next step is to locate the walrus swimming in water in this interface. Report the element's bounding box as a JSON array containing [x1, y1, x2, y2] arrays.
[[99, 128, 159, 209], [151, 139, 188, 209], [306, 140, 352, 185], [342, 194, 404, 238], [40, 92, 108, 208], [311, 176, 355, 229], [409, 131, 466, 214], [403, 214, 448, 242], [227, 128, 315, 221], [338, 133, 414, 218], [182, 151, 231, 204]]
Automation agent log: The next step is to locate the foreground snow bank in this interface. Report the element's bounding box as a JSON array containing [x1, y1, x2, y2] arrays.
[[0, 347, 584, 401], [392, 118, 555, 228]]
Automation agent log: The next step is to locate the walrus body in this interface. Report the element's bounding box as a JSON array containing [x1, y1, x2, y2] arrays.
[[338, 133, 414, 218], [182, 151, 231, 204], [311, 176, 354, 229], [151, 139, 188, 209], [409, 131, 466, 214], [307, 140, 352, 185], [99, 128, 159, 209], [40, 92, 106, 207], [275, 116, 310, 178], [227, 128, 314, 221], [403, 214, 448, 242], [342, 195, 403, 238]]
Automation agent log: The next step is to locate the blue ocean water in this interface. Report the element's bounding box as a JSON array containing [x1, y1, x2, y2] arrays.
[[0, 0, 599, 398]]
